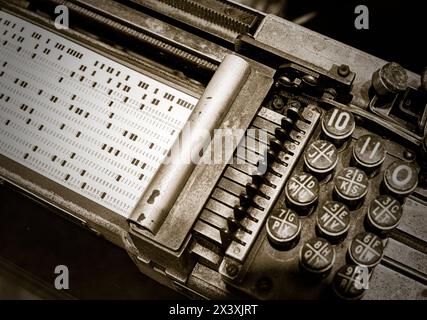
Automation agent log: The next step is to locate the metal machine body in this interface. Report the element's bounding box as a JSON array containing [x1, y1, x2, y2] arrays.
[[0, 0, 426, 299]]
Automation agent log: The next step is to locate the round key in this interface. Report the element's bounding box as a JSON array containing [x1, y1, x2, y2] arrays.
[[348, 232, 383, 268], [304, 140, 338, 175], [383, 160, 418, 196], [372, 62, 408, 96], [321, 108, 355, 144], [300, 237, 335, 274], [353, 135, 386, 170], [334, 167, 369, 205], [285, 173, 319, 212], [316, 201, 351, 239], [266, 208, 301, 248], [367, 195, 402, 232], [332, 264, 368, 300]]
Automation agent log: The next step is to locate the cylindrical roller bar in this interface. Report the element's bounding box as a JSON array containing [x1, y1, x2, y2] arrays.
[[129, 54, 251, 234]]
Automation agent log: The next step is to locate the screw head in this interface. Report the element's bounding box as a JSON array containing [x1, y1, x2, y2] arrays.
[[338, 64, 350, 77], [225, 263, 239, 277], [403, 150, 416, 161], [272, 96, 285, 110], [324, 88, 337, 100]]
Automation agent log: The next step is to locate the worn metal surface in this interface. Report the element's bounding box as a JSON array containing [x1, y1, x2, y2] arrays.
[[130, 55, 251, 234], [397, 196, 427, 243], [69, 0, 228, 65], [129, 63, 275, 251], [128, 0, 262, 42], [384, 238, 427, 276], [364, 264, 426, 300], [0, 0, 425, 300], [254, 15, 421, 109]]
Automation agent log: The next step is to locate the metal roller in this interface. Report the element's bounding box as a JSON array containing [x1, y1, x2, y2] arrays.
[[129, 54, 251, 234]]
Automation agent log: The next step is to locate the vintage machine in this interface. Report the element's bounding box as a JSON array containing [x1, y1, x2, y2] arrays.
[[0, 0, 426, 299]]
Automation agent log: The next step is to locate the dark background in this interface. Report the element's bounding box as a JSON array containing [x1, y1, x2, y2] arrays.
[[0, 186, 184, 299], [284, 0, 425, 73], [0, 0, 425, 299]]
